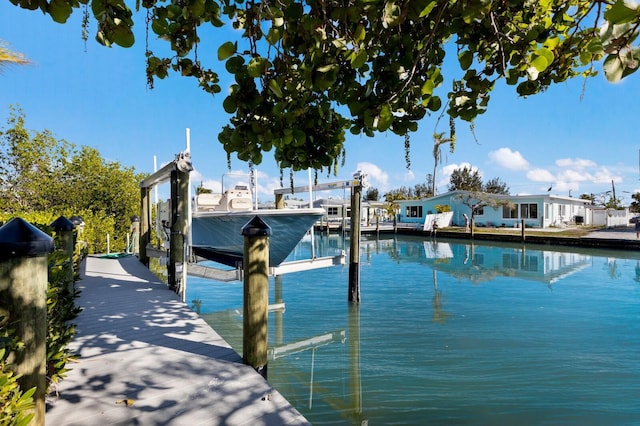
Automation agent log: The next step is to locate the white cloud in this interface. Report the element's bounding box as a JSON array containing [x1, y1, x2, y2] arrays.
[[526, 168, 555, 182], [441, 162, 481, 178], [524, 157, 626, 196], [553, 181, 579, 193], [555, 158, 596, 169], [592, 167, 621, 184], [403, 169, 415, 182], [356, 162, 390, 191], [488, 147, 530, 171], [190, 169, 222, 193], [557, 169, 591, 182]]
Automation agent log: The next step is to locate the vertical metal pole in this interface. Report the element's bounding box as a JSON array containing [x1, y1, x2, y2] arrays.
[[242, 216, 271, 378]]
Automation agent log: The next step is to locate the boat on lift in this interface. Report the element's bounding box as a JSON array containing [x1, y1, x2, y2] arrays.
[[191, 184, 324, 268]]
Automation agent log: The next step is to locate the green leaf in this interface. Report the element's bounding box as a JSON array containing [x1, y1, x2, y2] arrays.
[[604, 0, 640, 25], [95, 30, 112, 47], [354, 24, 366, 42], [316, 64, 338, 73], [217, 41, 237, 61], [531, 48, 554, 72], [350, 50, 368, 69], [225, 56, 245, 73], [603, 54, 624, 82], [421, 79, 435, 95], [48, 0, 72, 23], [427, 95, 441, 112], [151, 18, 168, 36], [247, 57, 269, 77], [269, 79, 283, 98], [223, 96, 237, 113], [112, 25, 135, 48], [91, 0, 105, 18], [419, 1, 436, 18], [266, 27, 282, 45], [191, 0, 205, 18], [586, 38, 604, 54], [377, 104, 393, 131], [458, 50, 473, 70]]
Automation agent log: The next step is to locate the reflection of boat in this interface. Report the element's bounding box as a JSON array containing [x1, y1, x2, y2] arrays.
[[191, 185, 324, 267]]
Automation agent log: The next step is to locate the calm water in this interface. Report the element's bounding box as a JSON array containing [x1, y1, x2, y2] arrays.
[[187, 235, 640, 425]]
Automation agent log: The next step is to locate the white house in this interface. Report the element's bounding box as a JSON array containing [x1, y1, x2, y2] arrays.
[[396, 190, 594, 229]]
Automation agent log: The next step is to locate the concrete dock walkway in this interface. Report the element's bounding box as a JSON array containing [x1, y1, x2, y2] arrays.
[[45, 255, 310, 426]]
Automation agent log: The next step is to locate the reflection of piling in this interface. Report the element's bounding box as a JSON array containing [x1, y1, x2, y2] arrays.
[[521, 219, 526, 242], [242, 216, 271, 379], [349, 184, 362, 303], [274, 275, 284, 346], [0, 218, 54, 426], [348, 304, 362, 416]]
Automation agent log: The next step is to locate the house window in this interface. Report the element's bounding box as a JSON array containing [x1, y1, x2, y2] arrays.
[[520, 203, 538, 219], [475, 206, 484, 216], [327, 207, 338, 216], [502, 205, 518, 219], [522, 255, 539, 272], [406, 206, 423, 218], [502, 253, 519, 269]]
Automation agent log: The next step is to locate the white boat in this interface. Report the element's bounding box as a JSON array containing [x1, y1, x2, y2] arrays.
[[191, 185, 324, 267]]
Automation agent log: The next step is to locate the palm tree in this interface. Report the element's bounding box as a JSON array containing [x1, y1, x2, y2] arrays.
[[431, 132, 455, 196], [0, 40, 30, 72]]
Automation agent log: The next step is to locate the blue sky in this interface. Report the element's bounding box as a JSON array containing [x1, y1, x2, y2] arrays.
[[2, 4, 640, 205]]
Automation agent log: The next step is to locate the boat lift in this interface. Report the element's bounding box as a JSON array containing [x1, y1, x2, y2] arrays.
[[140, 139, 353, 291]]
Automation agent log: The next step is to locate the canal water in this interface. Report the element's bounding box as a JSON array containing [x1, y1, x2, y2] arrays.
[[186, 235, 640, 425]]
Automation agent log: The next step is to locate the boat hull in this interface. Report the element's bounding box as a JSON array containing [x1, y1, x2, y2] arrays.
[[191, 208, 324, 267]]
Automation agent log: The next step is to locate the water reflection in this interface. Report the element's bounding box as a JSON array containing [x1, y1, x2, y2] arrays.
[[191, 235, 640, 425]]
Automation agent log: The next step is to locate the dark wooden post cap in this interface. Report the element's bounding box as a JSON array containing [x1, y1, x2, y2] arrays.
[[241, 216, 272, 237], [50, 216, 75, 232], [0, 218, 54, 258]]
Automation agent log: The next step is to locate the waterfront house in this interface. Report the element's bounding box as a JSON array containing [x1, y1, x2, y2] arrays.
[[396, 190, 596, 229]]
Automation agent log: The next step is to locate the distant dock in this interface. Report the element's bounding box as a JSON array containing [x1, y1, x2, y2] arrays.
[[45, 255, 310, 426]]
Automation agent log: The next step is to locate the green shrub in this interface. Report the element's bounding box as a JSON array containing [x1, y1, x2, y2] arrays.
[[47, 251, 82, 388], [0, 328, 35, 426]]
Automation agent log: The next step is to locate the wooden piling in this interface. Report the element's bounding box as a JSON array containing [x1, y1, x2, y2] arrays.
[[51, 216, 75, 293], [349, 184, 362, 303], [139, 186, 151, 267], [168, 168, 190, 294], [0, 218, 54, 426], [241, 216, 271, 378], [275, 193, 285, 209]]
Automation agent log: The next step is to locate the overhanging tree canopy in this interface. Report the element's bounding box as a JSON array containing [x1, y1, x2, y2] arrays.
[[9, 0, 640, 173]]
